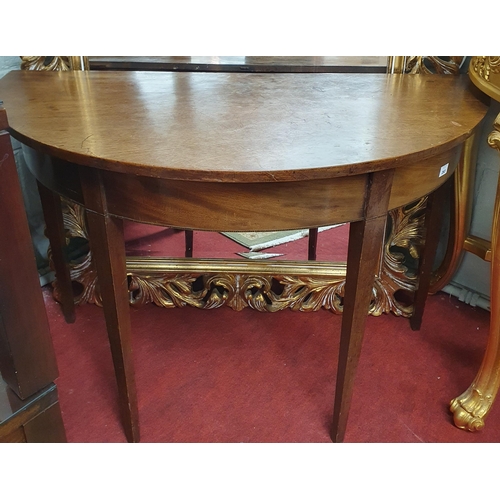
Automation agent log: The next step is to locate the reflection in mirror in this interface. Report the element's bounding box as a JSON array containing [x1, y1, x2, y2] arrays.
[[88, 56, 389, 73]]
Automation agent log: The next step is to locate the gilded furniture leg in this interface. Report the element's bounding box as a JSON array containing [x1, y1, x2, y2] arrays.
[[450, 113, 500, 431]]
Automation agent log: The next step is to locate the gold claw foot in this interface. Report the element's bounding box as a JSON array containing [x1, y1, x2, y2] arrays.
[[449, 387, 492, 432]]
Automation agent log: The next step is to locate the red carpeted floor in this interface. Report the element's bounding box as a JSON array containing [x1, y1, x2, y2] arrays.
[[43, 223, 499, 443]]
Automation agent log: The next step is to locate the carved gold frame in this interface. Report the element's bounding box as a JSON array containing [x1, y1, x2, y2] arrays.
[[20, 56, 472, 316]]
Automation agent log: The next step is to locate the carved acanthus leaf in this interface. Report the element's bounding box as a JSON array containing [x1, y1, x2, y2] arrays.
[[472, 56, 500, 81], [488, 113, 500, 152], [51, 195, 422, 317], [20, 56, 71, 72], [405, 56, 463, 75]]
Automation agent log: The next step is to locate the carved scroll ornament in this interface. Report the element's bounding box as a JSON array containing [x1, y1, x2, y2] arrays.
[[404, 56, 465, 75], [471, 56, 500, 81], [20, 56, 71, 72], [52, 201, 419, 317]]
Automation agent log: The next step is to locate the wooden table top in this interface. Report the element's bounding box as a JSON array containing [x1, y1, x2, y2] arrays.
[[0, 70, 487, 183]]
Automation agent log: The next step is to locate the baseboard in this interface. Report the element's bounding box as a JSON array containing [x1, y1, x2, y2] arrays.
[[441, 282, 491, 311]]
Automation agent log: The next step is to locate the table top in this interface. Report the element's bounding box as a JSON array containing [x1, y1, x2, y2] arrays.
[[0, 70, 487, 183]]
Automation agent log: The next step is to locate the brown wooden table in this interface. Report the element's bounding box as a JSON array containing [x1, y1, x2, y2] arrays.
[[0, 70, 488, 442]]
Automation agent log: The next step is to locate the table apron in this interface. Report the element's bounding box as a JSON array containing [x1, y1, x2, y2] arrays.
[[31, 146, 460, 232]]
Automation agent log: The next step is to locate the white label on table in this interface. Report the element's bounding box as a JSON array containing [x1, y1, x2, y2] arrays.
[[439, 163, 449, 177]]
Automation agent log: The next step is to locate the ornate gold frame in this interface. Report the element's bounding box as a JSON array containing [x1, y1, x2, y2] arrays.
[[20, 56, 472, 316]]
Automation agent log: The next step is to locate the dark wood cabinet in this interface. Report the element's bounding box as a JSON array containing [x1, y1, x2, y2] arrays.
[[0, 106, 66, 442]]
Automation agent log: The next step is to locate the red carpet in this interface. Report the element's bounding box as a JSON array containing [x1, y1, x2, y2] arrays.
[[122, 222, 349, 261], [43, 224, 498, 442]]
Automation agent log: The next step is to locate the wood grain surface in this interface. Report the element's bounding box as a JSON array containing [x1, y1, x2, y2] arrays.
[[0, 71, 487, 182], [0, 108, 59, 400]]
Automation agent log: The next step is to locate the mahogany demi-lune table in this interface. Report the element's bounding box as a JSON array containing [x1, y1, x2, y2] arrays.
[[0, 70, 488, 442]]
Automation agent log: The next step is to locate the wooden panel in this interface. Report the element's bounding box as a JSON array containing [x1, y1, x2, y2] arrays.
[[94, 147, 460, 232], [99, 169, 368, 231], [0, 113, 59, 399], [24, 153, 83, 204], [88, 56, 389, 73], [23, 402, 66, 443], [0, 109, 8, 129], [0, 380, 65, 443], [31, 144, 461, 231], [388, 146, 461, 210], [1, 426, 26, 443]]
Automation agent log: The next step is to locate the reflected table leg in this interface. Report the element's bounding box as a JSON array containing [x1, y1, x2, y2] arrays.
[[37, 181, 76, 324]]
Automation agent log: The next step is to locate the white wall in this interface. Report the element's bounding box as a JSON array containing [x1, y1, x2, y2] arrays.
[[444, 100, 500, 309], [0, 56, 21, 79]]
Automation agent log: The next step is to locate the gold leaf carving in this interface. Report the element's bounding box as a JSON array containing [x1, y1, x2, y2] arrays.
[[471, 56, 500, 81], [405, 56, 463, 75], [275, 275, 345, 312], [450, 385, 492, 431], [487, 113, 500, 152], [129, 274, 202, 308], [52, 197, 420, 317], [20, 56, 71, 72]]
